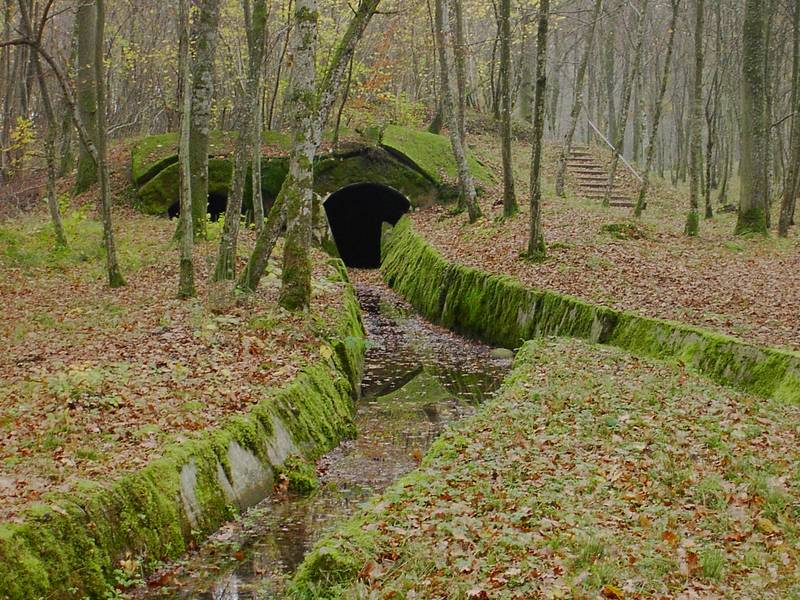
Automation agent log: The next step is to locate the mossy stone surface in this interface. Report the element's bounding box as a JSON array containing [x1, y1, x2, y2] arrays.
[[130, 130, 291, 187], [380, 124, 495, 188], [0, 263, 365, 600], [137, 159, 234, 215], [380, 217, 800, 403], [131, 126, 494, 218], [316, 149, 438, 207]]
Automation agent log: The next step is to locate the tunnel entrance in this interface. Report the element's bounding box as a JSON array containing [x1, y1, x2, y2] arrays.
[[168, 192, 230, 222], [324, 183, 411, 269]]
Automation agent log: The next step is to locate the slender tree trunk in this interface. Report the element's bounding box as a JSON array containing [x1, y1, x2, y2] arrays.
[[779, 0, 800, 237], [736, 0, 769, 235], [603, 16, 616, 144], [435, 0, 481, 222], [332, 56, 353, 150], [717, 141, 730, 206], [685, 0, 704, 236], [18, 0, 66, 247], [0, 0, 12, 181], [499, 0, 516, 217], [528, 0, 550, 259], [604, 0, 648, 207], [555, 0, 603, 197], [75, 0, 98, 194], [704, 71, 719, 219], [268, 0, 293, 130], [94, 0, 124, 287], [634, 0, 680, 216], [453, 0, 468, 141], [213, 0, 268, 282], [279, 0, 317, 311], [188, 0, 221, 239], [178, 0, 195, 298], [632, 62, 643, 164], [59, 26, 78, 177], [548, 29, 561, 135], [517, 10, 534, 123], [252, 90, 265, 233], [237, 0, 382, 293]]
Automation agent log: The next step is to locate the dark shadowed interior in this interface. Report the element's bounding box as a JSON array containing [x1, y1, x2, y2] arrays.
[[324, 183, 411, 268], [168, 192, 229, 221]]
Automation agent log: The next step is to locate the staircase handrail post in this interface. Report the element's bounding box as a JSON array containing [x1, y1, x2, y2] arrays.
[[586, 117, 643, 182]]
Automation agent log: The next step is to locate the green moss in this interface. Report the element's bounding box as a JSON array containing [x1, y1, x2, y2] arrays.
[[130, 132, 179, 186], [0, 266, 366, 600], [377, 369, 453, 405], [381, 217, 800, 403], [315, 149, 438, 207], [685, 210, 700, 236], [600, 221, 649, 240], [380, 125, 495, 188], [290, 516, 379, 598], [137, 159, 233, 215], [130, 130, 291, 188], [136, 149, 439, 217], [280, 455, 319, 496], [735, 207, 768, 236]]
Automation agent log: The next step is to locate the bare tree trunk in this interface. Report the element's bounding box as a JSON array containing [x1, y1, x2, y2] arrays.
[[603, 14, 616, 144], [435, 0, 481, 222], [548, 29, 561, 135], [237, 0, 382, 293], [18, 0, 66, 247], [555, 0, 603, 197], [0, 0, 12, 181], [59, 25, 78, 177], [178, 0, 195, 298], [779, 0, 800, 237], [188, 0, 221, 239], [634, 0, 680, 216], [704, 71, 720, 219], [736, 0, 769, 235], [604, 0, 648, 207], [94, 0, 124, 287], [332, 56, 354, 150], [685, 0, 704, 236], [528, 0, 550, 260], [453, 0, 468, 141], [252, 90, 265, 234], [279, 0, 317, 311], [499, 0, 516, 217], [213, 0, 268, 282], [268, 0, 293, 130], [75, 0, 98, 194]]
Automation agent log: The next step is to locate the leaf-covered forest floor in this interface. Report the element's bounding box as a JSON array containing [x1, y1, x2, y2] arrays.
[[0, 151, 349, 522], [294, 338, 800, 599], [414, 136, 800, 352]]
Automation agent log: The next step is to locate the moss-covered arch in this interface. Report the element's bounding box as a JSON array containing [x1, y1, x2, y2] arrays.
[[131, 126, 494, 217]]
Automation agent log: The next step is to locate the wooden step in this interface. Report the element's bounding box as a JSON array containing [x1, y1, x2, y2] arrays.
[[581, 191, 632, 201]]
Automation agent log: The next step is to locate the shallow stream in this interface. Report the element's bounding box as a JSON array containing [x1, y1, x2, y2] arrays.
[[135, 275, 510, 599]]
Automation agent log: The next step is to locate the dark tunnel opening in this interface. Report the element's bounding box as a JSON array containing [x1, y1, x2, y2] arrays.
[[168, 192, 230, 222], [324, 183, 411, 269]]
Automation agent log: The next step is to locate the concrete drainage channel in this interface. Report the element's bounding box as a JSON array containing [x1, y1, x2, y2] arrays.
[[132, 275, 513, 599]]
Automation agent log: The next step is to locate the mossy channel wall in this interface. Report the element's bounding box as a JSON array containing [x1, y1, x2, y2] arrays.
[[381, 218, 800, 403], [0, 262, 366, 600]]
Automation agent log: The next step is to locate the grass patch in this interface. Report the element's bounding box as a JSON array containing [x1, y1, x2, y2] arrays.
[[291, 339, 800, 598]]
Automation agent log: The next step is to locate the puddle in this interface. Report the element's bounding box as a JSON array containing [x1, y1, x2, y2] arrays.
[[133, 274, 511, 599]]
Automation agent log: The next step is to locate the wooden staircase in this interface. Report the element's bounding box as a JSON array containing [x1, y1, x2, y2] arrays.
[[567, 146, 634, 208]]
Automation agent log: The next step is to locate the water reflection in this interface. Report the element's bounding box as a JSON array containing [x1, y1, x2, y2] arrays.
[[135, 278, 510, 599]]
